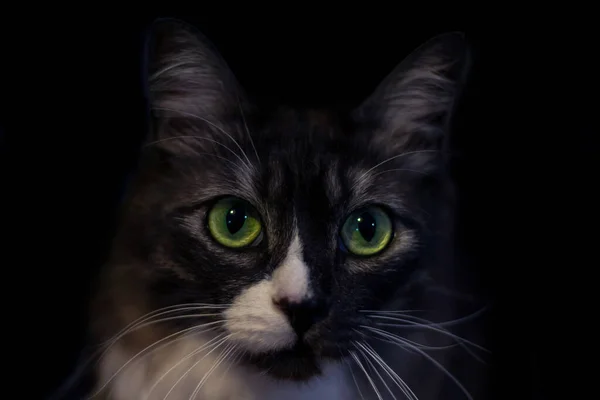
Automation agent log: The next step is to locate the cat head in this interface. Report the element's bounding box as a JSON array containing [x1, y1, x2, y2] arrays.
[[105, 18, 470, 381]]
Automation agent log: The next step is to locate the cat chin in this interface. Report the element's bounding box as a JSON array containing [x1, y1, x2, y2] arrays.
[[98, 335, 353, 400], [241, 341, 323, 381]]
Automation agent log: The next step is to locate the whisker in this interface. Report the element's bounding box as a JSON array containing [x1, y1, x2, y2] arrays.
[[49, 305, 228, 399], [378, 337, 458, 352], [371, 322, 486, 364], [237, 98, 261, 166], [96, 311, 226, 364], [353, 343, 397, 400], [351, 150, 439, 192], [363, 326, 473, 400], [355, 328, 457, 352], [141, 133, 240, 168], [372, 168, 429, 179], [120, 313, 222, 332], [367, 316, 489, 354], [105, 301, 264, 340], [350, 350, 383, 400], [357, 341, 419, 400], [150, 62, 198, 80], [189, 342, 238, 400], [152, 107, 255, 172], [365, 306, 487, 329], [88, 321, 224, 399], [343, 357, 366, 400], [144, 135, 248, 169], [214, 346, 243, 388], [360, 309, 426, 315], [143, 332, 228, 400], [100, 304, 230, 348], [162, 334, 232, 400]]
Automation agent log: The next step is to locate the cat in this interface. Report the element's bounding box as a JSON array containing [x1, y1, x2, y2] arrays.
[[75, 18, 485, 400]]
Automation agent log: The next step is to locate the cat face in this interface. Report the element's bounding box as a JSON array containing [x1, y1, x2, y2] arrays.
[[107, 19, 470, 382]]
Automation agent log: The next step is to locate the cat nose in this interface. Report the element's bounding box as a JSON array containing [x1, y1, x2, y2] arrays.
[[273, 297, 328, 337]]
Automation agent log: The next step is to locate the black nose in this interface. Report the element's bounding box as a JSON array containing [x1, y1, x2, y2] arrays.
[[273, 298, 328, 337]]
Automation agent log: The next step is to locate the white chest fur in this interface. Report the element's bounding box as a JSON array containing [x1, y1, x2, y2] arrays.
[[98, 336, 355, 400]]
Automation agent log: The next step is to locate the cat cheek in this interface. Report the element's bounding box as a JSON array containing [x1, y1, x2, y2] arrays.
[[224, 280, 296, 353]]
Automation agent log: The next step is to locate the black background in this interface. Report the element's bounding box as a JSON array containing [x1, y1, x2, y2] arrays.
[[2, 12, 594, 400]]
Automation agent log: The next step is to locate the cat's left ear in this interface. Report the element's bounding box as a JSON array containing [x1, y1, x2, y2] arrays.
[[144, 18, 248, 153], [354, 32, 471, 161]]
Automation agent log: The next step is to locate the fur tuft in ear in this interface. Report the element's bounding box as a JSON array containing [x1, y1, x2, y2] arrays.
[[143, 19, 251, 156], [147, 18, 244, 119], [355, 32, 471, 166]]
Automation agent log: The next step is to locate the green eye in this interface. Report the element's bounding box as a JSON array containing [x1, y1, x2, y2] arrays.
[[340, 206, 393, 256], [207, 197, 262, 248]]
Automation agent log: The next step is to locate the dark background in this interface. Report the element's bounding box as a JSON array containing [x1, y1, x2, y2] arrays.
[[2, 12, 594, 399]]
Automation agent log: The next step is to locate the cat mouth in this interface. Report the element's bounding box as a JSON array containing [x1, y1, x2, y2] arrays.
[[243, 341, 323, 381]]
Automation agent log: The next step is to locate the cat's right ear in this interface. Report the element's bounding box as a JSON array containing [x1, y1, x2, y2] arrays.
[[143, 18, 247, 151], [353, 32, 471, 171]]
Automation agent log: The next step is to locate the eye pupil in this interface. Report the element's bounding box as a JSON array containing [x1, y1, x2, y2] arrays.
[[226, 205, 246, 234], [357, 212, 376, 242]]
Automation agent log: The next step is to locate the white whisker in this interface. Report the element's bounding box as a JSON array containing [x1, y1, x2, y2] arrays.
[[355, 328, 457, 352], [351, 150, 438, 192], [120, 313, 222, 332], [360, 309, 426, 315], [365, 306, 487, 329], [350, 350, 383, 400], [97, 310, 226, 365], [368, 321, 485, 364], [353, 343, 397, 400], [379, 336, 458, 352], [357, 341, 419, 400], [367, 316, 489, 356], [89, 321, 224, 399], [214, 346, 243, 388], [143, 332, 228, 400], [144, 134, 248, 169], [372, 168, 429, 178], [53, 304, 229, 399], [363, 326, 473, 400], [162, 334, 232, 400], [343, 357, 366, 400], [237, 98, 261, 166], [189, 342, 238, 400], [153, 107, 255, 172], [100, 304, 227, 350]]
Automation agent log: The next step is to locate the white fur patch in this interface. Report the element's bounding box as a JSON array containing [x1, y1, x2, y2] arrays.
[[224, 279, 296, 353], [272, 234, 312, 303], [224, 232, 312, 354], [98, 337, 354, 400]]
